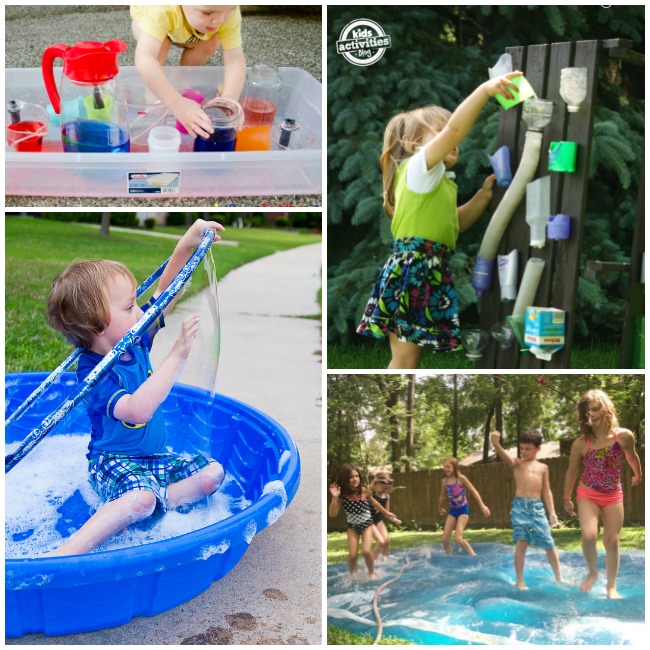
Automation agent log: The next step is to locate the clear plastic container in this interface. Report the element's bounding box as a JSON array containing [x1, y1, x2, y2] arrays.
[[5, 66, 322, 198]]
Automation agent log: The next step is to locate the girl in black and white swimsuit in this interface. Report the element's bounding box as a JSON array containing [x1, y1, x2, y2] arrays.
[[328, 463, 401, 579]]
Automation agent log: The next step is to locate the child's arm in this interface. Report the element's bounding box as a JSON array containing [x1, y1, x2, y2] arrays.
[[438, 477, 447, 515], [490, 431, 517, 467], [113, 313, 199, 424], [461, 476, 491, 517], [154, 219, 224, 316], [221, 46, 247, 102], [457, 175, 496, 232], [563, 437, 585, 516], [134, 34, 214, 138], [363, 487, 401, 525], [424, 73, 521, 171], [618, 429, 642, 485], [328, 483, 342, 517], [541, 464, 559, 528]]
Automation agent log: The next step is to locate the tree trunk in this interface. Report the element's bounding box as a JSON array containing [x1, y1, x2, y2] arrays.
[[100, 212, 110, 238], [452, 375, 459, 458], [373, 376, 402, 470], [482, 402, 495, 463], [405, 374, 415, 471]]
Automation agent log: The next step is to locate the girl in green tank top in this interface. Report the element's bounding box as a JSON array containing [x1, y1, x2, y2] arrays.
[[357, 73, 522, 368]]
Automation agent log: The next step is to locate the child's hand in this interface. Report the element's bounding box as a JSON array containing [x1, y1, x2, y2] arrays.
[[481, 504, 491, 517], [388, 514, 402, 525], [563, 498, 576, 517], [329, 483, 341, 498], [549, 513, 560, 529], [631, 474, 641, 486], [173, 97, 214, 139], [482, 72, 522, 101], [489, 431, 501, 446], [480, 174, 497, 202], [172, 313, 200, 361], [180, 219, 225, 249], [439, 506, 446, 516]]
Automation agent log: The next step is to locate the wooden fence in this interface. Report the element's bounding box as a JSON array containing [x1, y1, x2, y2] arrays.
[[327, 456, 645, 532]]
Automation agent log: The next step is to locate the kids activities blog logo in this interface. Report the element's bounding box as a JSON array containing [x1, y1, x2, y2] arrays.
[[336, 19, 391, 66]]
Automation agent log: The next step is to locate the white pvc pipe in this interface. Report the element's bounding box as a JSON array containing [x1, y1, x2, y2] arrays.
[[478, 130, 543, 260], [513, 257, 545, 316]]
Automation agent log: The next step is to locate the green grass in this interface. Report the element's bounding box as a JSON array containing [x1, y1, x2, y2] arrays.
[[327, 339, 620, 370], [5, 217, 320, 372], [328, 624, 412, 645], [327, 526, 645, 563]]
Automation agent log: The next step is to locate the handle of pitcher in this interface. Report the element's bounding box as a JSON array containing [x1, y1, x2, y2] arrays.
[[42, 44, 69, 114]]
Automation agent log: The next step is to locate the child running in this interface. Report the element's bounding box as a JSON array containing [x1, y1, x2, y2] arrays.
[[490, 430, 563, 589], [44, 220, 225, 556], [369, 471, 397, 560], [356, 72, 522, 369], [328, 463, 401, 579], [131, 5, 247, 138], [438, 457, 491, 556], [563, 389, 642, 598]]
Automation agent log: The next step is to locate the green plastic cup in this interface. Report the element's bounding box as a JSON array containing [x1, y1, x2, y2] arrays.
[[505, 314, 529, 352], [83, 93, 114, 122], [495, 75, 536, 110], [548, 141, 578, 173]]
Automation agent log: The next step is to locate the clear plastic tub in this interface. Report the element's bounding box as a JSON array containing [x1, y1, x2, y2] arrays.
[[5, 66, 322, 198]]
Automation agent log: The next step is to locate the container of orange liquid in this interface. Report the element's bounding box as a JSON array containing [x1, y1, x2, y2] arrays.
[[235, 64, 280, 152], [6, 100, 48, 152]]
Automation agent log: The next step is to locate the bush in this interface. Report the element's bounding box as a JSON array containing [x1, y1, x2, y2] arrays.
[[275, 217, 290, 228], [291, 213, 308, 228], [144, 218, 156, 230], [166, 213, 187, 227]]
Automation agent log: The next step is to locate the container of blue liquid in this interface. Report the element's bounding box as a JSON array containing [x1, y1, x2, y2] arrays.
[[194, 98, 241, 152], [62, 119, 129, 153]]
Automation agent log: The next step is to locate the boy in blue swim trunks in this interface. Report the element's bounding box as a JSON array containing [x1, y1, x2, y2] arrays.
[[45, 219, 225, 556], [490, 429, 564, 589]]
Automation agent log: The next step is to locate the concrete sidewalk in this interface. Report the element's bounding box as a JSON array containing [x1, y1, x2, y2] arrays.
[[7, 243, 323, 645]]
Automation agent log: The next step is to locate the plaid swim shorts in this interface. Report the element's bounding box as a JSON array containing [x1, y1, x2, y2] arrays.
[[89, 451, 215, 514], [510, 496, 555, 550]]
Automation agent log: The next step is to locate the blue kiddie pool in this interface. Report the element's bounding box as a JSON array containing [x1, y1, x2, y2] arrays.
[[5, 371, 300, 637]]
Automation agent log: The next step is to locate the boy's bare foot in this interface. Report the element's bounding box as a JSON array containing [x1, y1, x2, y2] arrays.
[[369, 572, 377, 580], [607, 587, 623, 599], [515, 580, 529, 590], [580, 571, 598, 593]]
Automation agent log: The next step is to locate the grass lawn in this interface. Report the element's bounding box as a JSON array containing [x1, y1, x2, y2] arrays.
[[327, 526, 645, 644], [327, 339, 620, 370], [5, 217, 320, 372]]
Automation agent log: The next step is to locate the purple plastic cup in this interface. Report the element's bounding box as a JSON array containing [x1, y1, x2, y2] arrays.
[[176, 89, 206, 134]]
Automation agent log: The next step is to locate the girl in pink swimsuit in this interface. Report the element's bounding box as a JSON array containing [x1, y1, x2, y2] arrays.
[[563, 389, 642, 598]]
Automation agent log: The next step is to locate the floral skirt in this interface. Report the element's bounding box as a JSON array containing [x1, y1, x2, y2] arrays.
[[356, 238, 461, 350]]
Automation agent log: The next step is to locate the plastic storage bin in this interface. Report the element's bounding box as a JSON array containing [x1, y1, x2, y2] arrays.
[[5, 66, 322, 197], [5, 372, 301, 637]]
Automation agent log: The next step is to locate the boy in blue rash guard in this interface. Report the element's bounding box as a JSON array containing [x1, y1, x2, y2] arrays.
[[45, 220, 224, 556]]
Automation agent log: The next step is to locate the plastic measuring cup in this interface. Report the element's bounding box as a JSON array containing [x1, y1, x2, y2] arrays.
[[6, 101, 49, 152], [148, 125, 181, 153]]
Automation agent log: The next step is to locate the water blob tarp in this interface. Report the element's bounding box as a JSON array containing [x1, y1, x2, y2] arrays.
[[328, 544, 644, 645]]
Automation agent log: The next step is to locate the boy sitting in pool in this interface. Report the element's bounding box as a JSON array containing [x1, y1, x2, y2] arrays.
[[131, 5, 247, 138], [490, 429, 563, 589], [44, 219, 225, 556]]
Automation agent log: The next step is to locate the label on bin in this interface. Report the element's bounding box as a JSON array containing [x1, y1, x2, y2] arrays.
[[128, 172, 180, 194]]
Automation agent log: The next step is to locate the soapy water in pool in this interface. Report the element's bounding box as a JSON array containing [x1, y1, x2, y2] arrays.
[[5, 434, 253, 558], [328, 544, 645, 645]]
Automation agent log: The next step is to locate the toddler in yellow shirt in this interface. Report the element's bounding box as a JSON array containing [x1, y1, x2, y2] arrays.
[[131, 5, 246, 138]]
